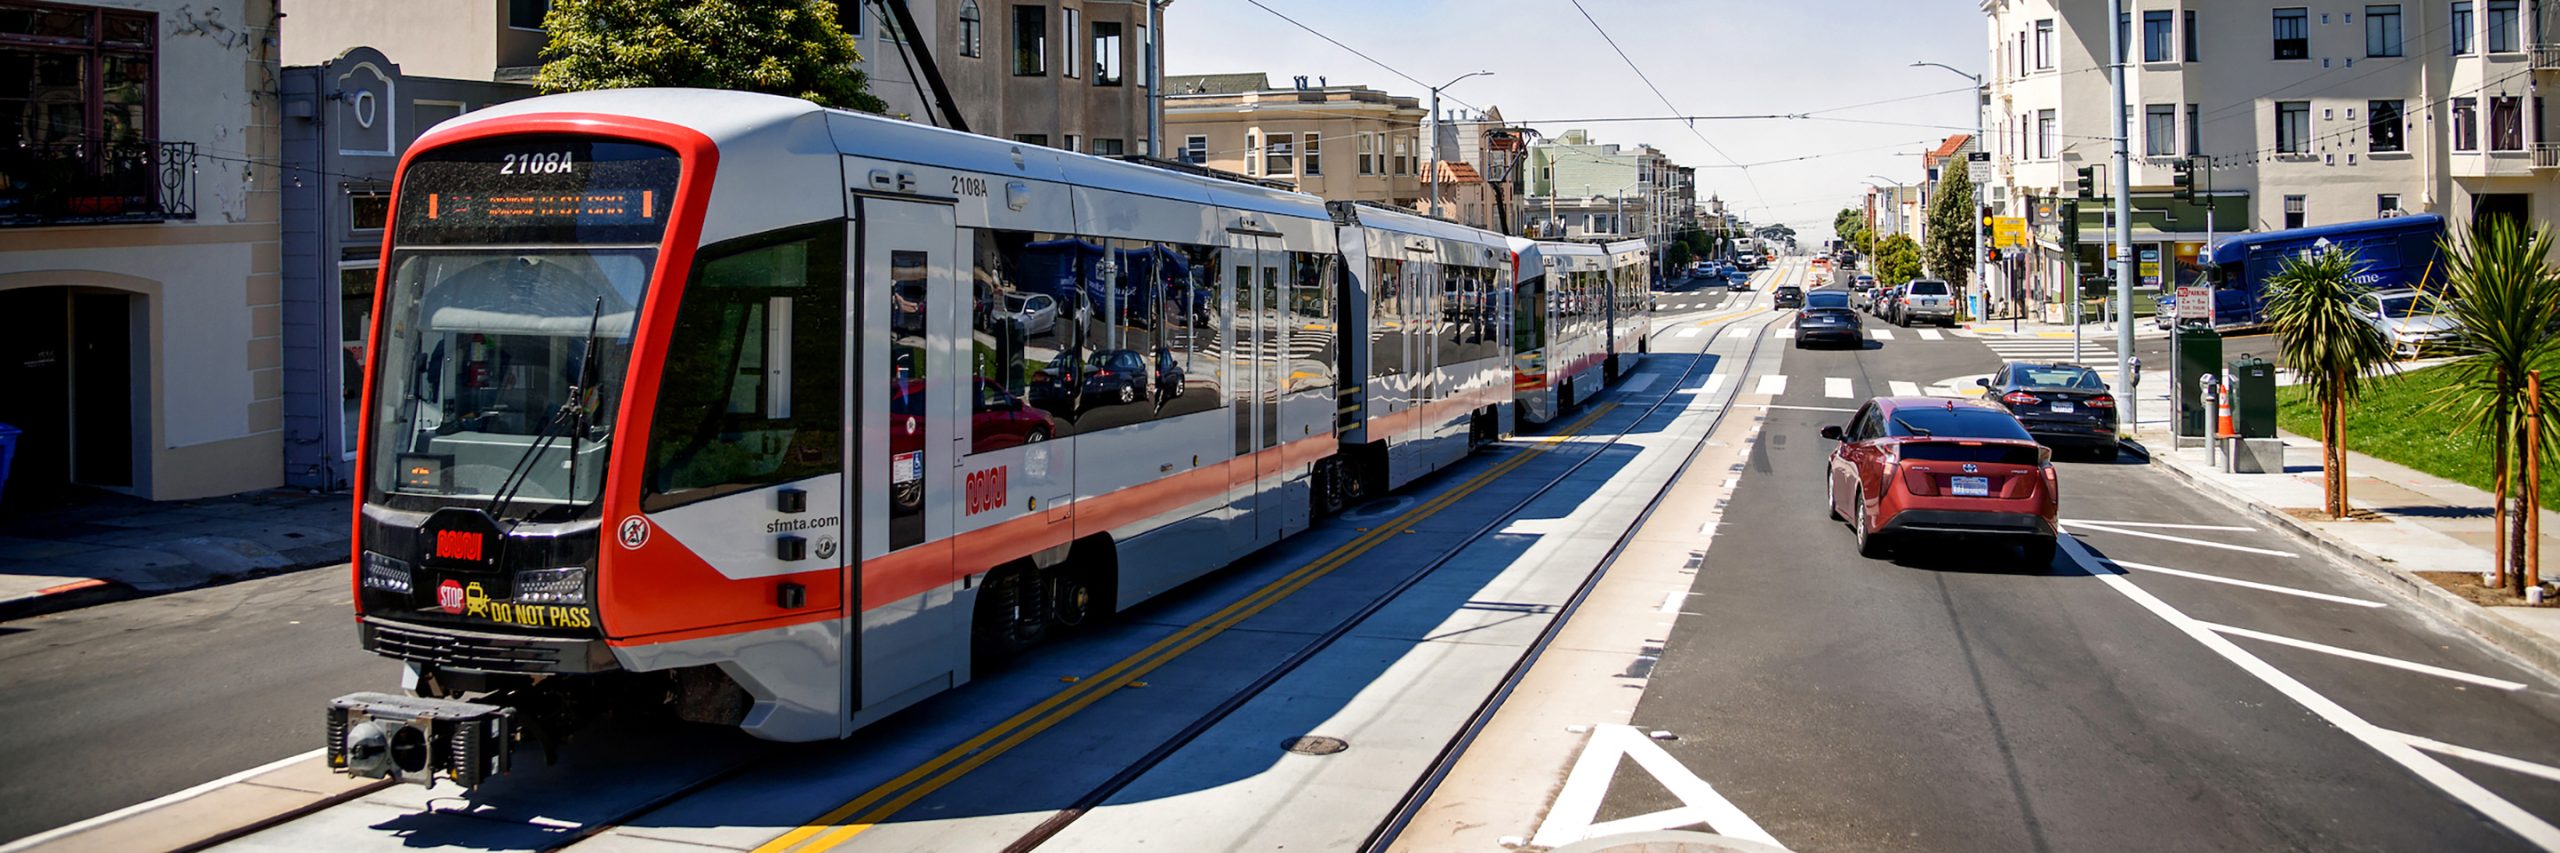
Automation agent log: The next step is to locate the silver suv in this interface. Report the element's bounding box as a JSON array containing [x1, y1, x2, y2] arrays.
[[1898, 278, 1955, 327]]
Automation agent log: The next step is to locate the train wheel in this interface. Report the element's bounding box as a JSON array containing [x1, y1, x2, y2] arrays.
[[1314, 459, 1350, 517], [971, 565, 1049, 667], [1051, 563, 1103, 629]]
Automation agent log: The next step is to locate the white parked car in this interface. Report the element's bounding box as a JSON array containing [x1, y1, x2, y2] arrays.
[[1006, 292, 1059, 336], [2356, 288, 2458, 358]]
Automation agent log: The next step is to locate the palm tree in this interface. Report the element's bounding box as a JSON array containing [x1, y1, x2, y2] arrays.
[[2435, 218, 2560, 593], [2262, 247, 2398, 518]]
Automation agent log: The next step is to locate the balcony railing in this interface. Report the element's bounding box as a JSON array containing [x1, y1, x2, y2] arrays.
[[2535, 142, 2560, 170], [2535, 44, 2560, 70], [0, 139, 197, 228]]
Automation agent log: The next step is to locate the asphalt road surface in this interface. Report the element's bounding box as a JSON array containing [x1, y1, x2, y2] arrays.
[[1601, 319, 2560, 850], [0, 567, 380, 843]]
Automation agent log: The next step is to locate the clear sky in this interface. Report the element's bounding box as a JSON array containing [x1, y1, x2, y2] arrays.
[[1163, 0, 1987, 243]]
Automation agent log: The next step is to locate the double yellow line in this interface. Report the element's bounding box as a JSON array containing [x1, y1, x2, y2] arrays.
[[756, 403, 1623, 853]]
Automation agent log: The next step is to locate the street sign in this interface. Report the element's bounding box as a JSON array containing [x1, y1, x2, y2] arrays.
[[1992, 216, 2028, 248], [1967, 151, 1990, 162], [2176, 285, 2211, 321]]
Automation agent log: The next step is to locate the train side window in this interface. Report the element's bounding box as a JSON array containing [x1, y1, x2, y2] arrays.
[[1290, 251, 1330, 394], [642, 227, 844, 512], [1173, 242, 1221, 404], [887, 249, 927, 550], [975, 230, 1096, 440], [1371, 256, 1403, 377]]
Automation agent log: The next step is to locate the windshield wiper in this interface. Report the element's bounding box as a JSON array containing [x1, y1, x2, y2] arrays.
[[485, 297, 605, 521], [1891, 416, 1934, 438]]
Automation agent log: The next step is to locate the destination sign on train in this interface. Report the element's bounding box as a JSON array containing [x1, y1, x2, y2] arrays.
[[421, 189, 660, 227]]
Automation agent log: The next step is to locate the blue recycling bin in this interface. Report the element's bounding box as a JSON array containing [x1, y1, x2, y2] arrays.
[[0, 422, 17, 503]]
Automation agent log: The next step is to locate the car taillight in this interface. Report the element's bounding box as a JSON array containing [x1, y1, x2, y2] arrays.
[[2000, 391, 2041, 406], [1901, 467, 1938, 496], [1094, 369, 1114, 377], [2086, 395, 2116, 409]]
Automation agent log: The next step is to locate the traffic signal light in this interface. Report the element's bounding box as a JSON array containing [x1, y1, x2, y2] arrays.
[[2171, 159, 2195, 202], [2074, 166, 2096, 198], [1978, 205, 1994, 240], [1985, 247, 2003, 263]]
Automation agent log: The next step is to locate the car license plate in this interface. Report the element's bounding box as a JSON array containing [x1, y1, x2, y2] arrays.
[[1951, 475, 1990, 497], [2051, 402, 2074, 413]]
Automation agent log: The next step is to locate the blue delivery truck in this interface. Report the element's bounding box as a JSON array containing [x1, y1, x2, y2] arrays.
[[2179, 213, 2446, 329]]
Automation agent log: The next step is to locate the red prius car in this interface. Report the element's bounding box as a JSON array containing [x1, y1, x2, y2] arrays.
[[1822, 397, 2061, 566]]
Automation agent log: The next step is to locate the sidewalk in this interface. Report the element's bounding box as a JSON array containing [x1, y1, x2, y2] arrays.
[[1961, 316, 2171, 340], [2143, 430, 2560, 678], [0, 489, 351, 620]]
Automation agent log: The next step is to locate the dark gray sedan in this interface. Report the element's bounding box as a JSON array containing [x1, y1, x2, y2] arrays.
[[1977, 362, 2121, 460]]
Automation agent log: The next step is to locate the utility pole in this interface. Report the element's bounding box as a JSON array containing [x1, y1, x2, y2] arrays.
[[2109, 0, 2138, 432], [1427, 71, 1493, 220], [1148, 0, 1164, 157]]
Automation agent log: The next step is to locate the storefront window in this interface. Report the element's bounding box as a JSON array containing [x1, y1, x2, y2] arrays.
[[341, 264, 378, 458]]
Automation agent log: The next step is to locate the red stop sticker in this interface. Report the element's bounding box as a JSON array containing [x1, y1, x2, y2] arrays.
[[438, 579, 465, 614]]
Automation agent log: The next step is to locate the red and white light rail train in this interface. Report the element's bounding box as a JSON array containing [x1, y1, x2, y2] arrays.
[[326, 89, 1652, 786]]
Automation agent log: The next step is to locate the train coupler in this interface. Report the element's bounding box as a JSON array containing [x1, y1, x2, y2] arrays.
[[326, 691, 515, 787]]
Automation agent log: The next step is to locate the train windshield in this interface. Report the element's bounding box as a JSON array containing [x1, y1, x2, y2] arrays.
[[364, 137, 680, 514]]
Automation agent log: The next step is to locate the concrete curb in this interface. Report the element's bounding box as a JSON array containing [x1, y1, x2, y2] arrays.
[[2146, 452, 2560, 684], [0, 578, 139, 623]]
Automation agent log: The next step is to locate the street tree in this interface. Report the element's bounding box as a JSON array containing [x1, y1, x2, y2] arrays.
[[2434, 218, 2560, 593], [1667, 240, 1695, 271], [2262, 248, 2399, 518], [1872, 233, 1923, 286], [534, 0, 890, 113], [1924, 158, 1975, 290]]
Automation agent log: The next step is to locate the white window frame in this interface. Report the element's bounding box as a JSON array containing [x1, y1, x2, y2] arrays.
[[1302, 132, 1321, 176]]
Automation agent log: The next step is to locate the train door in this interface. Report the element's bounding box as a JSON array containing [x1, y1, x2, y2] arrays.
[[851, 198, 962, 717], [1227, 230, 1284, 547]]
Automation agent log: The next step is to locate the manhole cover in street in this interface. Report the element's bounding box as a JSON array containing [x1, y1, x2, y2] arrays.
[[1281, 735, 1349, 755]]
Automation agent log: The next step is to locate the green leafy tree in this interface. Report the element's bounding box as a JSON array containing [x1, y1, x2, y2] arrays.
[[1834, 207, 1870, 253], [1925, 158, 1975, 290], [535, 0, 889, 113], [2263, 248, 2399, 518], [1873, 233, 1923, 286], [1667, 240, 1695, 270], [2434, 219, 2560, 592]]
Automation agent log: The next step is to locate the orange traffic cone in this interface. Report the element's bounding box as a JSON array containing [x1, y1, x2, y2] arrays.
[[2217, 376, 2237, 438]]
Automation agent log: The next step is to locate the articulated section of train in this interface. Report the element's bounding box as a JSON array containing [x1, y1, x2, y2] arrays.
[[327, 88, 1653, 787]]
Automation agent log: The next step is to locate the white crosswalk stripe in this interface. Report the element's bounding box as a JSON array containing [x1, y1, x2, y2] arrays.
[[1677, 327, 1702, 338], [1726, 327, 1751, 339], [1770, 326, 1793, 339], [1890, 380, 1922, 396], [1825, 377, 1854, 398], [1869, 329, 1895, 341], [1917, 329, 1944, 341], [1756, 375, 1788, 395], [1703, 374, 1727, 394]]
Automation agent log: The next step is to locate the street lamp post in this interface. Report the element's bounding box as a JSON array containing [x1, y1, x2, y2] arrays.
[[1911, 60, 1986, 323], [1426, 70, 1494, 220]]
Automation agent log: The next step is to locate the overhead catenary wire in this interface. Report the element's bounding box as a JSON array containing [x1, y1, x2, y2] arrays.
[[1565, 0, 1765, 208]]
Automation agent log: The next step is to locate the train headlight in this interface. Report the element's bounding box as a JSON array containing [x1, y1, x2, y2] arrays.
[[514, 567, 588, 605], [360, 550, 412, 595]]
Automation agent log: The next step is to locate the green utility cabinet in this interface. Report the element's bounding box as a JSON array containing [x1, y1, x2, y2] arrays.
[[2175, 327, 2222, 437], [2228, 356, 2277, 438]]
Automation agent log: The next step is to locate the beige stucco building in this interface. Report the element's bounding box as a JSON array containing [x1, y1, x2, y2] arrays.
[[1163, 73, 1424, 207], [283, 0, 1163, 154], [1982, 0, 2558, 318], [0, 0, 285, 505]]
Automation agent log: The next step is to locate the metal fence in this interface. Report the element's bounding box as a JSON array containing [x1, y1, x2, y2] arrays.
[[0, 139, 197, 227]]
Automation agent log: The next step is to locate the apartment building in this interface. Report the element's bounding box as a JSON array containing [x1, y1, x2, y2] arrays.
[[284, 0, 1164, 154], [0, 0, 285, 506], [1982, 0, 2556, 319], [1162, 73, 1424, 207], [1524, 130, 1683, 243]]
